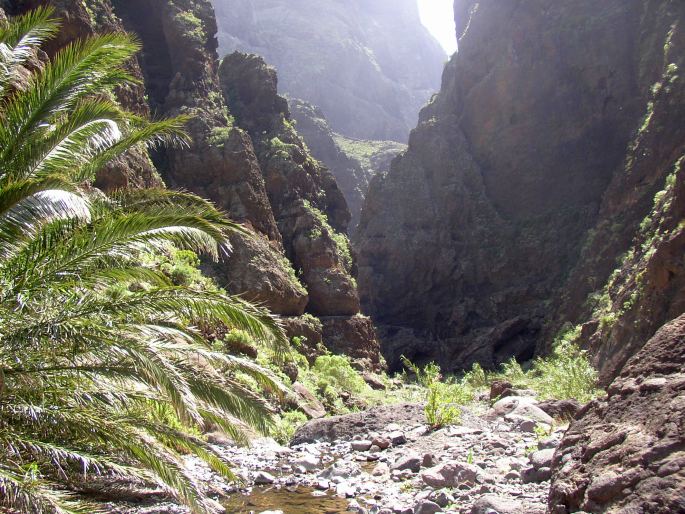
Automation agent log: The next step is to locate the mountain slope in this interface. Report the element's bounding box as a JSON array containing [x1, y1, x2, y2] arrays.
[[210, 0, 446, 142]]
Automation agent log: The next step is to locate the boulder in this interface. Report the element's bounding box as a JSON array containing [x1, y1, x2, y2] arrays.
[[291, 403, 423, 445], [291, 383, 326, 419], [537, 399, 582, 421], [421, 462, 480, 488], [392, 453, 422, 473]]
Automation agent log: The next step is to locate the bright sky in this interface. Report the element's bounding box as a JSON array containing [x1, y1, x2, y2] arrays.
[[417, 0, 457, 55]]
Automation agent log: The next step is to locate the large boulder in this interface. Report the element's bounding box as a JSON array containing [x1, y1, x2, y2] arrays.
[[548, 315, 685, 513]]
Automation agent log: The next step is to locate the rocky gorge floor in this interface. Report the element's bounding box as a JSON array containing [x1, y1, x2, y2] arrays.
[[109, 389, 573, 514]]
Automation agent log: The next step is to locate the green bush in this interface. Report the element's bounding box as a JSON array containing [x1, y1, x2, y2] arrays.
[[271, 411, 308, 445], [532, 340, 599, 403], [401, 356, 470, 429]]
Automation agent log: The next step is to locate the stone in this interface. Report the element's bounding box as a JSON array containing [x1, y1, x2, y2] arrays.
[[253, 471, 275, 484], [421, 462, 480, 488], [529, 449, 555, 470], [521, 466, 552, 483], [491, 397, 554, 426], [430, 490, 453, 508], [291, 383, 327, 419], [363, 372, 387, 390], [372, 462, 389, 476], [489, 380, 513, 400], [392, 453, 422, 473], [292, 455, 319, 471], [389, 431, 408, 446], [335, 482, 356, 498], [470, 495, 526, 514], [292, 404, 423, 445], [537, 399, 582, 421], [413, 499, 442, 514], [351, 440, 373, 452], [422, 453, 438, 468], [372, 437, 391, 450]]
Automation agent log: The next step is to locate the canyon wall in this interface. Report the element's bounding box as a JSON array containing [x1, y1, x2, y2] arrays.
[[210, 0, 446, 142], [4, 0, 382, 369], [357, 0, 685, 381]]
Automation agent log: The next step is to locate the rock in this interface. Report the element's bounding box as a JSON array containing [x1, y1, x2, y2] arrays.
[[372, 437, 391, 450], [363, 372, 387, 390], [290, 99, 406, 232], [356, 0, 685, 385], [489, 380, 513, 400], [320, 316, 383, 370], [388, 431, 408, 446], [422, 453, 437, 468], [413, 499, 442, 514], [491, 397, 554, 426], [335, 482, 356, 498], [372, 462, 390, 477], [430, 490, 452, 508], [421, 462, 479, 488], [254, 471, 275, 484], [521, 466, 552, 483], [537, 399, 582, 421], [292, 403, 423, 445], [291, 383, 326, 419], [392, 453, 421, 473], [529, 449, 555, 470], [319, 461, 361, 480], [549, 316, 685, 513], [292, 455, 319, 471], [351, 440, 373, 452], [470, 495, 528, 514]]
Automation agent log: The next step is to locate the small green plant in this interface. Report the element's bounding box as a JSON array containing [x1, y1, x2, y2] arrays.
[[174, 10, 205, 42], [271, 410, 308, 445], [466, 448, 474, 464], [401, 356, 468, 429]]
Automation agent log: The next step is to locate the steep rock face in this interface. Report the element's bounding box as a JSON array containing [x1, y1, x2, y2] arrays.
[[210, 0, 445, 142], [217, 52, 381, 367], [289, 98, 406, 233], [546, 0, 685, 385], [357, 0, 684, 373], [548, 315, 685, 513], [9, 0, 382, 366]]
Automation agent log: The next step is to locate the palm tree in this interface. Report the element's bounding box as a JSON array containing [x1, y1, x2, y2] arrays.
[[0, 8, 286, 513]]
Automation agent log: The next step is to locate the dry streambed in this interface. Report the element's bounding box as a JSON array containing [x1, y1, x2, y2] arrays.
[[111, 390, 573, 514]]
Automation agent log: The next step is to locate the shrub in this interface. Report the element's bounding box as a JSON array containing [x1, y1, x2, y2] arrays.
[[532, 340, 599, 403], [271, 411, 308, 445]]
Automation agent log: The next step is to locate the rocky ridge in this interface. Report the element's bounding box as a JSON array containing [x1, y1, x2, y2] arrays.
[[210, 0, 446, 142]]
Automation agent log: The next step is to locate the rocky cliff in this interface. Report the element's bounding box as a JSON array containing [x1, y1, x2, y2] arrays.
[[209, 0, 446, 142], [356, 0, 685, 379], [6, 0, 381, 369], [289, 98, 406, 233]]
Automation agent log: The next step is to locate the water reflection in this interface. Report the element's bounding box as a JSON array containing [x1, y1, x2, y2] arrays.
[[222, 486, 351, 514]]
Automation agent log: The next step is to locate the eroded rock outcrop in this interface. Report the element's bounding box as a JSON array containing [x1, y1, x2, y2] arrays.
[[210, 0, 445, 142], [356, 0, 685, 374], [548, 315, 685, 513], [218, 52, 382, 367]]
